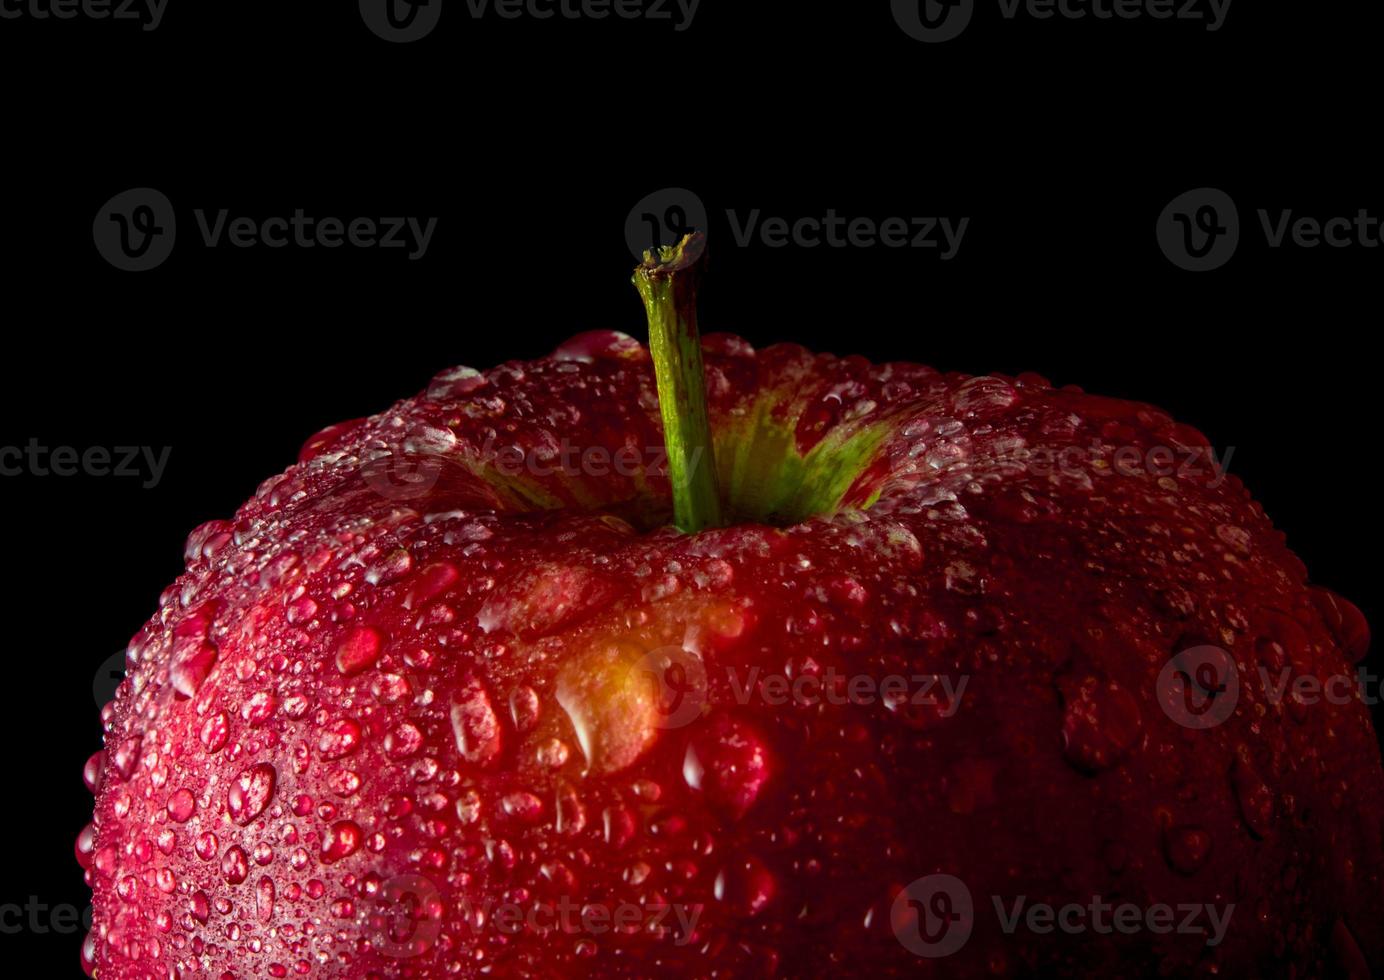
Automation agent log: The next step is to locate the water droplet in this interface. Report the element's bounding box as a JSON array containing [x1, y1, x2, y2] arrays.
[[450, 675, 502, 766], [384, 723, 423, 759], [714, 856, 776, 916], [171, 642, 218, 698], [501, 791, 545, 823], [426, 365, 486, 401], [552, 330, 643, 363], [1215, 523, 1252, 556], [509, 686, 541, 733], [221, 845, 249, 884], [1231, 753, 1275, 838], [1163, 825, 1212, 874], [404, 561, 460, 609], [166, 788, 196, 823], [256, 876, 275, 922], [537, 738, 570, 768], [1060, 676, 1143, 773], [110, 736, 142, 781], [683, 717, 770, 820], [74, 823, 96, 869], [321, 821, 362, 862], [240, 690, 277, 725], [195, 832, 219, 861], [365, 548, 413, 586], [1311, 587, 1370, 664], [227, 763, 277, 826], [336, 626, 383, 676], [200, 712, 230, 753], [603, 806, 635, 849], [83, 751, 104, 794], [318, 718, 362, 760]]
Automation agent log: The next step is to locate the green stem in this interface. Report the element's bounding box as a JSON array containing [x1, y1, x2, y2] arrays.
[[633, 232, 723, 533]]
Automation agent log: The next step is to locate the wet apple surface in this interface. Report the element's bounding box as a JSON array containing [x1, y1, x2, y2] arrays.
[[82, 247, 1381, 977]]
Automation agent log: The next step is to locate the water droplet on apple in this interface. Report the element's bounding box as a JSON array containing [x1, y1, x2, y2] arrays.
[[1163, 824, 1212, 874], [336, 625, 382, 675], [166, 788, 196, 823], [1231, 753, 1275, 838], [714, 856, 776, 916], [321, 820, 362, 862], [683, 716, 770, 820], [1060, 676, 1142, 773], [450, 675, 502, 766], [319, 718, 362, 760], [227, 763, 276, 826]]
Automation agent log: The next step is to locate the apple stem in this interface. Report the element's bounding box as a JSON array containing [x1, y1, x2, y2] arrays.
[[633, 232, 724, 533]]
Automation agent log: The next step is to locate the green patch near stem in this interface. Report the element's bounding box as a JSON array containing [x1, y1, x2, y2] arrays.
[[717, 397, 895, 526]]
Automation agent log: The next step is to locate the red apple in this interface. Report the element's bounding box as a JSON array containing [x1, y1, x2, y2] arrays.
[[82, 236, 1382, 977]]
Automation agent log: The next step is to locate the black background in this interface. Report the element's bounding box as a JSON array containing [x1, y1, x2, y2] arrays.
[[2, 0, 1381, 973]]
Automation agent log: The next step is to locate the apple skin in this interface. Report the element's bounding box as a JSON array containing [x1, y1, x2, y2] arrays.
[[81, 330, 1382, 978]]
